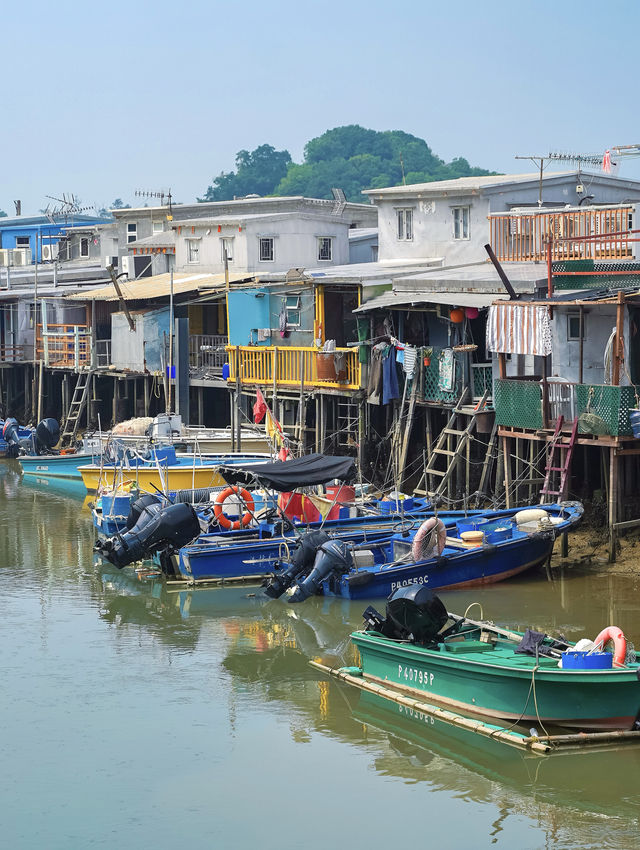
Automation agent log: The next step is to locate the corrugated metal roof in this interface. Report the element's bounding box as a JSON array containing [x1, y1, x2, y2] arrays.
[[65, 272, 255, 302], [127, 231, 176, 249], [354, 290, 509, 312]]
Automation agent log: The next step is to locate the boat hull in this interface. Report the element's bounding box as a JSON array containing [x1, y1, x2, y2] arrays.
[[329, 532, 555, 599], [352, 631, 640, 731], [19, 452, 96, 480]]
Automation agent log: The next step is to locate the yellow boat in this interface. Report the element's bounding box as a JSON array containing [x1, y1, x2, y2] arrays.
[[79, 451, 270, 494]]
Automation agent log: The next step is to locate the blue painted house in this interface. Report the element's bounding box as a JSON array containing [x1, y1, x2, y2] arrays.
[[0, 213, 109, 263]]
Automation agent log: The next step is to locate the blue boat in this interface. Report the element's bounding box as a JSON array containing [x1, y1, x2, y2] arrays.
[[19, 450, 98, 480], [280, 503, 584, 601]]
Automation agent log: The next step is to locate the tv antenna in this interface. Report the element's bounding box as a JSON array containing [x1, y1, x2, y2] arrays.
[[44, 193, 95, 222], [135, 188, 173, 216]]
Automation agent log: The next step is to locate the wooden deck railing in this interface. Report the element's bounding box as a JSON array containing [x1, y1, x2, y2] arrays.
[[227, 345, 361, 390], [489, 207, 634, 262], [0, 344, 25, 363], [36, 323, 91, 368]]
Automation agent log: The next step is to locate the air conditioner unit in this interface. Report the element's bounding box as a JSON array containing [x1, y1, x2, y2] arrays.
[[41, 244, 58, 262], [0, 249, 10, 267], [11, 249, 29, 266]]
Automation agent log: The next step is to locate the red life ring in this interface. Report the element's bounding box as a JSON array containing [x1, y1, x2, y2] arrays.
[[594, 625, 627, 668], [412, 517, 447, 561], [213, 486, 255, 531]]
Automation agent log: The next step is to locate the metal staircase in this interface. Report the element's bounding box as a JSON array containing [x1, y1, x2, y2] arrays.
[[61, 371, 92, 446]]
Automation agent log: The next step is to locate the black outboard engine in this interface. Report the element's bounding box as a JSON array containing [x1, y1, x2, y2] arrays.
[[35, 418, 60, 454], [263, 530, 330, 599], [126, 493, 162, 530], [363, 585, 449, 645], [288, 540, 354, 603], [95, 502, 201, 569], [3, 418, 22, 457]]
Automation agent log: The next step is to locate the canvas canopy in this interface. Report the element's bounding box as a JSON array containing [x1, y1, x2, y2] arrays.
[[218, 453, 356, 492]]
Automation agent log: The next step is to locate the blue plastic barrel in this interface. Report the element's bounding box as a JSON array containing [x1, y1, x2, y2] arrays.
[[561, 650, 612, 670], [630, 409, 640, 439]]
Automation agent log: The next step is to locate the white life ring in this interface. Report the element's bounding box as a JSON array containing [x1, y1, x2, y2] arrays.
[[412, 517, 447, 561]]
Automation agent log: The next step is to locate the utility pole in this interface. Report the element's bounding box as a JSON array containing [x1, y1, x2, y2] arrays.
[[167, 267, 174, 414]]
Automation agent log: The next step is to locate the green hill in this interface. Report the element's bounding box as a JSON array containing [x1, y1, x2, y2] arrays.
[[199, 125, 496, 203]]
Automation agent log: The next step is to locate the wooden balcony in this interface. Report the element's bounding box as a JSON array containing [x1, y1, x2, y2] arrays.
[[489, 207, 634, 262], [227, 345, 361, 391], [494, 377, 638, 437], [0, 344, 25, 364]]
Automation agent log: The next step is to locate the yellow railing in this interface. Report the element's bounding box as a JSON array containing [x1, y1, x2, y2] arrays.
[[489, 207, 634, 262], [227, 345, 361, 390]]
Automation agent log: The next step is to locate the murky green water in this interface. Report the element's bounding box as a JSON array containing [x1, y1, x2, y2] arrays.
[[2, 462, 640, 849]]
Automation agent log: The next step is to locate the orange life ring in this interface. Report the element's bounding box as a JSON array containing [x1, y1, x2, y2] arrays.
[[213, 486, 255, 531], [412, 517, 447, 561], [594, 625, 627, 668]]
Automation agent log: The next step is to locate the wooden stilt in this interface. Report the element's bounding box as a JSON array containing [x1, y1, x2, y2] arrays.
[[198, 386, 204, 425], [609, 447, 618, 563], [502, 435, 511, 509], [144, 375, 150, 417]]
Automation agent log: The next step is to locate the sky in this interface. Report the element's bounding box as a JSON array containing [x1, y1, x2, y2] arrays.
[[3, 0, 640, 215]]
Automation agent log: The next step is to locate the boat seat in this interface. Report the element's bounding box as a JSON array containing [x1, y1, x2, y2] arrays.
[[444, 640, 495, 653]]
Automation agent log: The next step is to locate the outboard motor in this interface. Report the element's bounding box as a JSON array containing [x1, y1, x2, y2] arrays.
[[95, 502, 201, 569], [363, 585, 449, 645], [35, 418, 60, 454], [126, 493, 162, 530], [263, 530, 330, 599], [3, 418, 23, 457], [288, 540, 354, 603]]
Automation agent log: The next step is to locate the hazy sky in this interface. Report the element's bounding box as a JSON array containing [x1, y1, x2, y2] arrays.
[[4, 0, 640, 215]]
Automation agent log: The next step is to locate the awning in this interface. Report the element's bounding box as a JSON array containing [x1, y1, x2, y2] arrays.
[[217, 453, 356, 492], [65, 272, 256, 302], [354, 290, 509, 313]]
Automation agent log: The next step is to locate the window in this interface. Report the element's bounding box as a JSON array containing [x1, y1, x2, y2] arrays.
[[318, 237, 333, 261], [396, 209, 413, 241], [567, 313, 585, 341], [127, 222, 137, 243], [259, 237, 274, 262], [221, 237, 234, 263], [16, 236, 30, 248], [285, 295, 301, 327], [452, 206, 470, 240], [152, 220, 163, 234], [80, 237, 89, 257], [187, 238, 200, 264]]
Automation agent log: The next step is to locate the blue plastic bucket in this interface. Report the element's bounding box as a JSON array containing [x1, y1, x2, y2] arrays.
[[630, 410, 640, 439], [486, 524, 513, 543], [456, 517, 489, 536], [561, 650, 612, 670]]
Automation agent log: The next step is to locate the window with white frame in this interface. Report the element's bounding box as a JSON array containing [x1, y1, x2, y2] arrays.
[[80, 237, 89, 257], [16, 236, 30, 248], [317, 237, 333, 261], [259, 237, 274, 262], [452, 206, 470, 240], [396, 208, 413, 240], [127, 222, 138, 243], [152, 220, 163, 234], [187, 238, 200, 264], [221, 237, 234, 263], [285, 295, 301, 327]]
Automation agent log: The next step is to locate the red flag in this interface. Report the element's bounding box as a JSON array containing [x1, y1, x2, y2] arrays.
[[602, 150, 611, 173], [253, 388, 267, 424]]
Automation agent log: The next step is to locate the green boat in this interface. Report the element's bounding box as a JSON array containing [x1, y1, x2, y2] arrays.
[[351, 587, 640, 732]]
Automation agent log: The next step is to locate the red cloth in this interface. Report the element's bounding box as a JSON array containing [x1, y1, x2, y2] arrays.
[[253, 388, 267, 424]]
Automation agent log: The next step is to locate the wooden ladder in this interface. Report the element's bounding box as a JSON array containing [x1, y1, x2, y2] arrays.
[[416, 388, 489, 498], [61, 371, 92, 446], [540, 416, 578, 503]]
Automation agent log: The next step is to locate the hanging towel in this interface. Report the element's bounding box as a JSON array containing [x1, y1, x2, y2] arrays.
[[486, 303, 552, 356], [402, 345, 417, 378], [367, 343, 385, 405], [438, 348, 455, 392]]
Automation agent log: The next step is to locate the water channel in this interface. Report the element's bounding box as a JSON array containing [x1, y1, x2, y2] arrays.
[[1, 460, 640, 849]]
